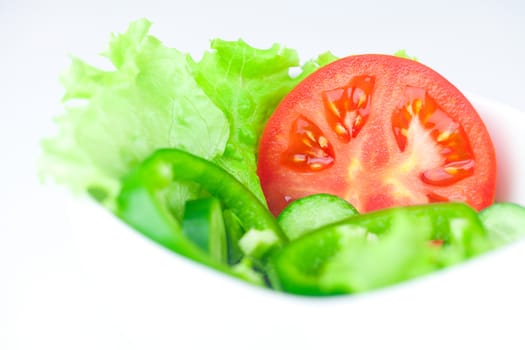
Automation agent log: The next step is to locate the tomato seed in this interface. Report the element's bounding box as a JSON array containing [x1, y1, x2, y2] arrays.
[[318, 136, 329, 149], [292, 154, 307, 163]]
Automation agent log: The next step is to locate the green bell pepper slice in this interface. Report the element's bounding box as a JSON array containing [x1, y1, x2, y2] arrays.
[[116, 148, 285, 275], [182, 196, 228, 264], [268, 202, 492, 296]]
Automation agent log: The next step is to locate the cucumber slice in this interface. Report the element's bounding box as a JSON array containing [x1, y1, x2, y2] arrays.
[[182, 197, 227, 264], [277, 193, 358, 240], [479, 202, 525, 246]]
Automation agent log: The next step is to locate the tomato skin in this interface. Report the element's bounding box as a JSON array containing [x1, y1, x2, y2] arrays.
[[257, 54, 497, 216]]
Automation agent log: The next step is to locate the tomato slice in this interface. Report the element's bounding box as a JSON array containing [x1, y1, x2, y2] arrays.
[[257, 54, 497, 215]]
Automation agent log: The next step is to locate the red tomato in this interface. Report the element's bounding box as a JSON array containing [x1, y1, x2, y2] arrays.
[[257, 54, 497, 215]]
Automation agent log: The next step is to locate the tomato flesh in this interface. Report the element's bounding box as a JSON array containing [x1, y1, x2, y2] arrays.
[[257, 55, 497, 215]]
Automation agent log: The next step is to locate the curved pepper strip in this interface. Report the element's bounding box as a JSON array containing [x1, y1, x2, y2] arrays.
[[268, 202, 493, 296], [116, 148, 286, 276]]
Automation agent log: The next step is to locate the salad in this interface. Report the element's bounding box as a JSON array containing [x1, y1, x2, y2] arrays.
[[40, 19, 525, 296]]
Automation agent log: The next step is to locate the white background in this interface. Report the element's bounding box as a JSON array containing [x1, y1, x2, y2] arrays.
[[1, 1, 525, 349]]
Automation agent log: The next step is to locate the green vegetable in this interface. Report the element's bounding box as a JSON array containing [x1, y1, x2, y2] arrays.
[[394, 49, 417, 61], [117, 148, 285, 273], [238, 228, 282, 260], [40, 19, 336, 211], [479, 202, 525, 246], [268, 203, 491, 295], [191, 41, 337, 202], [40, 19, 229, 209], [223, 210, 245, 265], [277, 193, 358, 240], [182, 197, 228, 264]]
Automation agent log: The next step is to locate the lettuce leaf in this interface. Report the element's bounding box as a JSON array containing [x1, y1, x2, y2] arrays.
[[394, 49, 417, 61], [41, 19, 229, 207], [40, 19, 335, 210], [191, 40, 336, 201]]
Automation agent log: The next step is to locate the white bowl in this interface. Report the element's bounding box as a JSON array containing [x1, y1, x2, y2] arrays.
[[57, 95, 525, 349]]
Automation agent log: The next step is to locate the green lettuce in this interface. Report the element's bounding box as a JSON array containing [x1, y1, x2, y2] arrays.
[[394, 49, 417, 61], [192, 40, 336, 201], [41, 20, 229, 207], [40, 19, 335, 209]]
